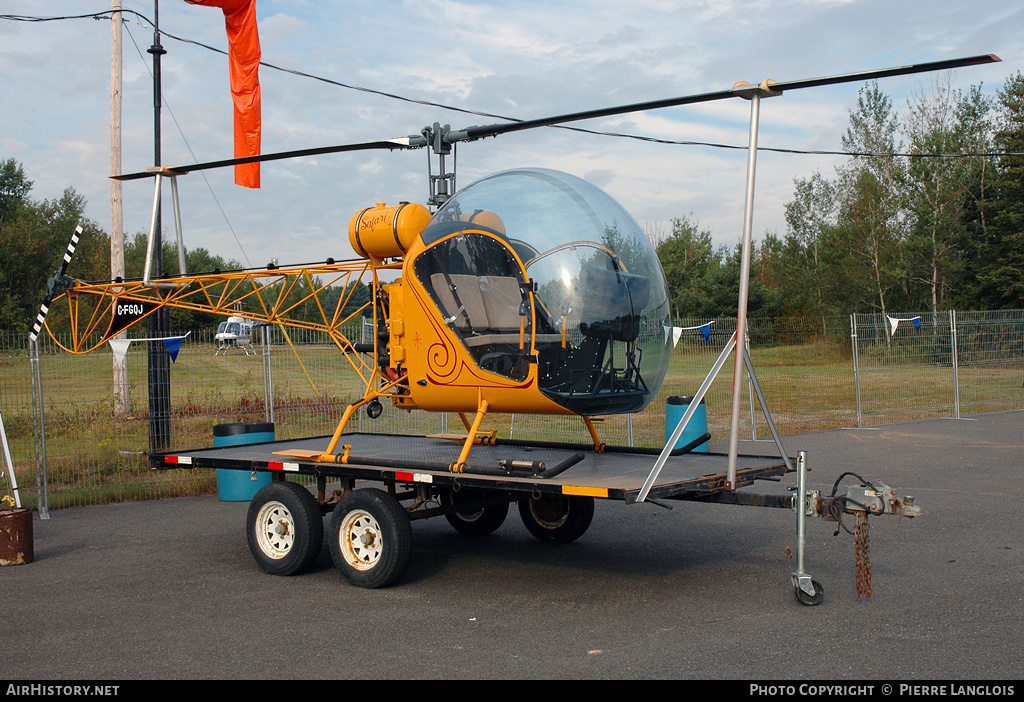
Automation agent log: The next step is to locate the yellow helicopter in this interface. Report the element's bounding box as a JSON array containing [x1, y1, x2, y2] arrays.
[[32, 53, 1000, 478]]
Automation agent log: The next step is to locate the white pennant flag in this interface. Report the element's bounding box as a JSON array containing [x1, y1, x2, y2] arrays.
[[109, 338, 132, 364]]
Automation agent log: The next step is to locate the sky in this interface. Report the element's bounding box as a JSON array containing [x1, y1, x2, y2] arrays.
[[0, 0, 1019, 273]]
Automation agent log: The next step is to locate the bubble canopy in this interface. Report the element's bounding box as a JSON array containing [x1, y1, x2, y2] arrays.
[[421, 168, 673, 414]]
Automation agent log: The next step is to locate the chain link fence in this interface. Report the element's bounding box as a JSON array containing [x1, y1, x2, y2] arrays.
[[851, 310, 1024, 425], [2, 309, 1021, 514]]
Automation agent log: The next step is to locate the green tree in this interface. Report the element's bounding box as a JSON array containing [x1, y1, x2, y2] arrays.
[[904, 78, 993, 317], [947, 85, 998, 308], [776, 171, 841, 320], [0, 158, 32, 224], [837, 82, 908, 319], [985, 71, 1024, 307], [0, 160, 108, 334], [655, 215, 715, 317]]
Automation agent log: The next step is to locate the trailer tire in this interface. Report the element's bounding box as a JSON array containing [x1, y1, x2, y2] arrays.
[[329, 488, 411, 589], [247, 481, 324, 576], [442, 488, 509, 536], [518, 494, 594, 543]]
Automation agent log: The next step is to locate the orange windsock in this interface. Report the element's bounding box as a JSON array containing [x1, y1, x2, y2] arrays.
[[186, 0, 261, 188]]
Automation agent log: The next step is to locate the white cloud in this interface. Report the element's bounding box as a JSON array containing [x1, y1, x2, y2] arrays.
[[0, 0, 1015, 271]]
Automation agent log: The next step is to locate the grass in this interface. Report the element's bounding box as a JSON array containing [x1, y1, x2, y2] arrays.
[[1, 331, 1021, 510]]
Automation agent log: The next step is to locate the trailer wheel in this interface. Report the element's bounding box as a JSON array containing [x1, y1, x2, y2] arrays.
[[247, 481, 324, 576], [442, 488, 509, 536], [795, 580, 824, 607], [329, 488, 411, 588], [518, 494, 594, 543]]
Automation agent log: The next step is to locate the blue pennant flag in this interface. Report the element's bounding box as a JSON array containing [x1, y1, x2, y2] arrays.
[[161, 336, 184, 363]]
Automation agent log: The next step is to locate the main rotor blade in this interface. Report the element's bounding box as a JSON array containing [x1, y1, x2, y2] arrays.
[[768, 53, 1001, 92], [112, 54, 999, 179], [452, 54, 1001, 143], [112, 136, 425, 181]]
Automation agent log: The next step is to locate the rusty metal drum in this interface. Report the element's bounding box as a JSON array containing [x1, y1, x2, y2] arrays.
[[0, 508, 33, 566]]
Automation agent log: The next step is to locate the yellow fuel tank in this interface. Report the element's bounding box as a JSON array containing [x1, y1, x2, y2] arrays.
[[349, 202, 431, 260], [459, 210, 505, 234]]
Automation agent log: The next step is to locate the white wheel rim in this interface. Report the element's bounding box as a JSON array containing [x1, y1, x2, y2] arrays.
[[340, 509, 383, 571], [255, 500, 294, 559]]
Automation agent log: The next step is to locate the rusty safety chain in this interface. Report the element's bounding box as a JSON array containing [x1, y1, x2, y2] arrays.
[[854, 512, 872, 598]]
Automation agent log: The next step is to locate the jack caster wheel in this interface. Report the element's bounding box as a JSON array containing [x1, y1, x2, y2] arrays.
[[795, 580, 824, 607], [329, 488, 412, 588], [247, 481, 324, 576]]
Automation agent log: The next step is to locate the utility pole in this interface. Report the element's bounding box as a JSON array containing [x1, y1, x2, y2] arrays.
[[147, 0, 171, 450], [110, 0, 130, 416]]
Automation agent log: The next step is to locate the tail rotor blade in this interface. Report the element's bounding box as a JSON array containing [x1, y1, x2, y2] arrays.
[[29, 224, 83, 343]]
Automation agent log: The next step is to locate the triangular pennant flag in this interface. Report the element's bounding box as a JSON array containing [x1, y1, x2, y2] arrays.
[[109, 338, 132, 364], [666, 321, 714, 346], [161, 336, 185, 363], [888, 315, 921, 336]]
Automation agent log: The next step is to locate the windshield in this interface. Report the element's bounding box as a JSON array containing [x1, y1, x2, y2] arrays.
[[427, 168, 672, 413]]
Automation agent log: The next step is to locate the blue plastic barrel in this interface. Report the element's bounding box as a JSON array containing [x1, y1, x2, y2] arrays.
[[213, 422, 275, 501], [665, 396, 709, 453]]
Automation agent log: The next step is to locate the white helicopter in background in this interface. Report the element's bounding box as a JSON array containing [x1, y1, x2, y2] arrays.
[[214, 315, 255, 355]]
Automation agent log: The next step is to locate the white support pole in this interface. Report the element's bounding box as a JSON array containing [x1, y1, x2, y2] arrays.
[[637, 332, 737, 503], [0, 409, 21, 509], [746, 333, 757, 440], [950, 309, 961, 419], [143, 174, 163, 286], [851, 314, 862, 428], [170, 174, 187, 275], [29, 338, 49, 519], [726, 86, 768, 491]]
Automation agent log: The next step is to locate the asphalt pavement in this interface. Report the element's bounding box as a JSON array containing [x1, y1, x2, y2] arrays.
[[3, 410, 1022, 681]]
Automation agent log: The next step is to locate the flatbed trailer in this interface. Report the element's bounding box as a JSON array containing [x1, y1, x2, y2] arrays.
[[153, 432, 919, 604]]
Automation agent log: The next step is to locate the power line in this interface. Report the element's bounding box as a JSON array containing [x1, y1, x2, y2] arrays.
[[3, 10, 1022, 159]]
